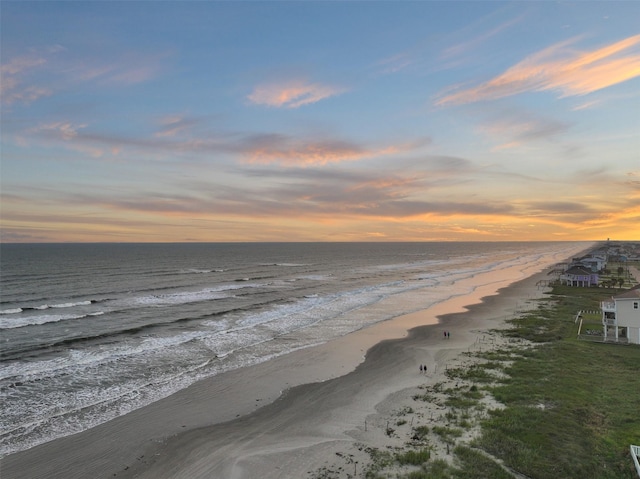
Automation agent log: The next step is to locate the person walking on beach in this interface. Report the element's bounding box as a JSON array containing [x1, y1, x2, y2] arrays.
[[444, 331, 447, 339], [419, 364, 423, 373]]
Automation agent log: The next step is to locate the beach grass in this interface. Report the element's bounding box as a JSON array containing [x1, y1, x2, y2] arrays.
[[476, 285, 640, 479], [468, 284, 639, 479], [365, 283, 640, 479]]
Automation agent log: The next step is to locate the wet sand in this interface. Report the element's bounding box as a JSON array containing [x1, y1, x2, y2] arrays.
[[1, 266, 552, 479]]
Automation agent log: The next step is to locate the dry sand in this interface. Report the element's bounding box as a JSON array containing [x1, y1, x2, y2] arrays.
[[0, 267, 553, 479]]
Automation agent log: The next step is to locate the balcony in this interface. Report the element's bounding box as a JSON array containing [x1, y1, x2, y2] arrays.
[[601, 301, 616, 312]]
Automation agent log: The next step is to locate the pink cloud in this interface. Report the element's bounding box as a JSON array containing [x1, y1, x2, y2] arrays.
[[0, 55, 51, 105], [31, 121, 87, 140], [1, 56, 46, 75], [437, 34, 640, 105], [247, 80, 345, 108], [245, 139, 371, 166], [1, 47, 166, 107], [242, 135, 422, 167]]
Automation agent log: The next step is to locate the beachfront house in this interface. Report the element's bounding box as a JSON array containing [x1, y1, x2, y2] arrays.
[[561, 265, 599, 287], [579, 254, 607, 272], [601, 284, 640, 345]]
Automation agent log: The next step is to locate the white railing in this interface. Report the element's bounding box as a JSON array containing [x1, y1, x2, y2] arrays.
[[601, 301, 616, 312], [631, 444, 640, 477]]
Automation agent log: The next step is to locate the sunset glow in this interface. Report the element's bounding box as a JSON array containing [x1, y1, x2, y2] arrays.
[[1, 2, 639, 242]]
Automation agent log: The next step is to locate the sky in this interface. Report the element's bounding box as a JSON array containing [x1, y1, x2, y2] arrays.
[[1, 1, 639, 243]]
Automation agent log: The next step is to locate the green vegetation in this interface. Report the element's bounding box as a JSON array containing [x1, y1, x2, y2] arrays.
[[452, 446, 514, 479], [411, 425, 429, 442], [443, 384, 484, 410], [445, 364, 498, 383], [395, 448, 431, 466], [366, 445, 516, 479], [599, 261, 637, 289], [477, 285, 640, 479], [412, 391, 436, 403], [432, 426, 463, 444], [359, 282, 640, 479]]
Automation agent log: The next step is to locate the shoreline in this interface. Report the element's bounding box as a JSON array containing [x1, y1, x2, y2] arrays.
[[0, 257, 559, 479]]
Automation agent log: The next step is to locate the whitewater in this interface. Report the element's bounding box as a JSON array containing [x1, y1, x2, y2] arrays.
[[0, 242, 592, 456]]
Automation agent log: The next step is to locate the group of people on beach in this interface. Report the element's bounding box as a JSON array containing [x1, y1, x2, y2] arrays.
[[418, 331, 450, 374]]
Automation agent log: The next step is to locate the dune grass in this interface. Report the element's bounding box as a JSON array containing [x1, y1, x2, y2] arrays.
[[386, 283, 640, 479], [475, 284, 640, 479]]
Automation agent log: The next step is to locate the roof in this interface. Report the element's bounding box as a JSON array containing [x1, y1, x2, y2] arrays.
[[614, 284, 640, 300], [564, 265, 594, 276]]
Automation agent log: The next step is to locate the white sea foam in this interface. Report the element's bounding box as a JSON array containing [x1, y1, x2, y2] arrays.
[[51, 301, 92, 308], [260, 263, 309, 267], [16, 300, 94, 311], [132, 283, 261, 306], [0, 312, 102, 330], [0, 241, 595, 457], [297, 274, 331, 281], [0, 320, 231, 383]]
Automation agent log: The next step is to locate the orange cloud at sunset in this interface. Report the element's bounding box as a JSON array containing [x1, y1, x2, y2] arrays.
[[2, 190, 637, 243], [247, 80, 345, 108], [244, 140, 366, 166], [437, 34, 640, 105], [243, 137, 414, 167], [2, 3, 639, 243]]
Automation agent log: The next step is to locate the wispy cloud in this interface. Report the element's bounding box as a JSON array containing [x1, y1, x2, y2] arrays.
[[240, 134, 415, 166], [437, 34, 640, 105], [1, 55, 47, 76], [31, 121, 87, 140], [571, 99, 602, 111], [154, 115, 203, 138], [242, 135, 368, 165], [0, 54, 52, 105], [1, 46, 166, 106], [247, 79, 345, 108], [441, 14, 525, 61], [19, 113, 428, 167], [74, 54, 164, 86], [1, 153, 479, 222], [376, 53, 413, 74], [374, 10, 525, 77], [479, 111, 570, 150]]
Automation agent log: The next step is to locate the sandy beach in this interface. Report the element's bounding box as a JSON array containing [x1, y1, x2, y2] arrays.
[[1, 265, 554, 479]]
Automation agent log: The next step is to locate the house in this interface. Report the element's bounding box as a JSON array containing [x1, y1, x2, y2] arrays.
[[601, 284, 640, 345], [579, 254, 607, 272], [561, 265, 599, 287]]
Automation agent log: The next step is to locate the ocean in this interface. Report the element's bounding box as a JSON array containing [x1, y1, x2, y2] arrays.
[[0, 242, 590, 456]]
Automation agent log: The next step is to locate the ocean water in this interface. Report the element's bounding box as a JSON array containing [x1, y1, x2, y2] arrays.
[[0, 242, 590, 456]]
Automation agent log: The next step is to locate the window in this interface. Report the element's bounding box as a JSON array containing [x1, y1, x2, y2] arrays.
[[634, 302, 639, 310]]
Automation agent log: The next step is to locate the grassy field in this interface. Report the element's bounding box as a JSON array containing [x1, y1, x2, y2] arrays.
[[476, 284, 639, 479], [363, 283, 640, 479]]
